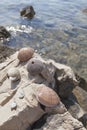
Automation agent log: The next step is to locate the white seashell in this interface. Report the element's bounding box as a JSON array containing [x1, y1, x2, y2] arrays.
[[7, 67, 21, 82], [9, 76, 17, 81], [18, 91, 25, 99], [11, 101, 17, 110]]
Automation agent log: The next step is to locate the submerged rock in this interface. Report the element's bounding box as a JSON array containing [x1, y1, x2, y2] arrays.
[[0, 26, 11, 39], [20, 6, 35, 19]]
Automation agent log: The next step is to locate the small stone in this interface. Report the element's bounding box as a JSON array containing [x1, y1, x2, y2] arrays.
[[18, 90, 25, 99], [11, 101, 17, 110]]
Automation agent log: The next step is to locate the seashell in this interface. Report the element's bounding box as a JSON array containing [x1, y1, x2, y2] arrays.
[[18, 47, 34, 62], [36, 85, 60, 107], [45, 102, 67, 114], [27, 58, 44, 76], [7, 67, 21, 82], [18, 90, 25, 99], [11, 101, 17, 110]]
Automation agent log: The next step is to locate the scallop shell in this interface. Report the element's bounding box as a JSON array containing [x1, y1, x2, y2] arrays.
[[36, 85, 60, 107], [7, 67, 20, 81], [18, 47, 34, 62], [27, 58, 44, 75]]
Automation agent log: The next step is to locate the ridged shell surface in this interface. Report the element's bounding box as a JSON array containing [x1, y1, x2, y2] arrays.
[[18, 47, 34, 62], [36, 85, 60, 107], [27, 58, 44, 75], [7, 67, 20, 81]]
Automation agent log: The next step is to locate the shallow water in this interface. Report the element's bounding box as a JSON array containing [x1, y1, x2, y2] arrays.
[[0, 0, 87, 81]]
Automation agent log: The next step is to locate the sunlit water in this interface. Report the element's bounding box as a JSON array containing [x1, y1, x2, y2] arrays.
[[0, 0, 87, 81]]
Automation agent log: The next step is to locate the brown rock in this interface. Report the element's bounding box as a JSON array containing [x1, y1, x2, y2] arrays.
[[20, 6, 35, 19]]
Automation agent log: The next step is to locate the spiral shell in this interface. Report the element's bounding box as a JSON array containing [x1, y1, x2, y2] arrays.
[[36, 85, 60, 107], [7, 67, 21, 82], [18, 47, 34, 62], [27, 58, 44, 75]]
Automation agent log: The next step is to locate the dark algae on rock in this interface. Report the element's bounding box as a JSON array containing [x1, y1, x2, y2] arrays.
[[20, 6, 35, 19], [0, 26, 11, 39]]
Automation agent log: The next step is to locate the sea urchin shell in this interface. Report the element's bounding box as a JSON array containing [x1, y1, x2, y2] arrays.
[[27, 58, 44, 75], [36, 85, 60, 107], [18, 47, 34, 62]]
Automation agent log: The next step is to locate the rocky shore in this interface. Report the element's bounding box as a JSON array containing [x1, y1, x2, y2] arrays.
[[0, 45, 15, 63], [0, 46, 87, 130]]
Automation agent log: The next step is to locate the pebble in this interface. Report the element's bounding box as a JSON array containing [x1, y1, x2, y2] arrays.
[[18, 90, 25, 99], [11, 101, 17, 110]]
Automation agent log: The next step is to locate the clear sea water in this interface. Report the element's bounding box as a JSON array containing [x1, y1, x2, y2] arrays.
[[0, 0, 87, 80]]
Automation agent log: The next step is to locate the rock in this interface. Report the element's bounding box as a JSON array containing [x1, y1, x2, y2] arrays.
[[43, 59, 78, 98], [82, 8, 87, 14], [79, 114, 87, 128], [62, 93, 85, 120], [75, 74, 87, 92], [0, 45, 15, 63], [20, 6, 35, 19], [0, 26, 11, 39], [36, 112, 86, 130], [0, 50, 85, 130]]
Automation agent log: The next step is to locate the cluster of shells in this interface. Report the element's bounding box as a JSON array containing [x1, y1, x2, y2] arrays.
[[7, 47, 63, 112]]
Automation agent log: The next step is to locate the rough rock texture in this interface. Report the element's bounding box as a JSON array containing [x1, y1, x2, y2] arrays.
[[36, 112, 86, 130], [0, 51, 85, 130], [20, 6, 35, 19], [0, 45, 15, 63], [0, 26, 11, 39]]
